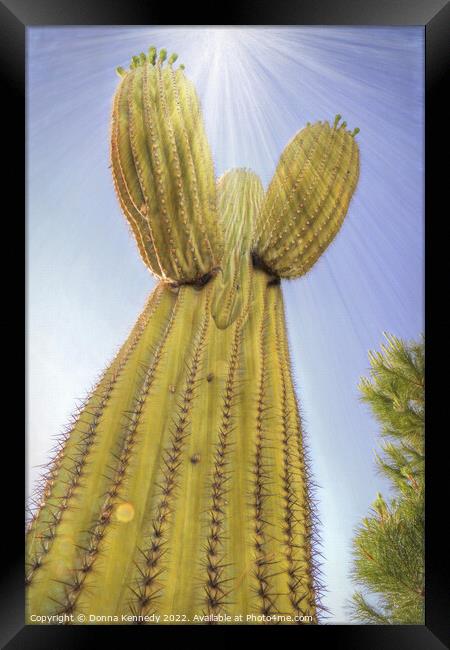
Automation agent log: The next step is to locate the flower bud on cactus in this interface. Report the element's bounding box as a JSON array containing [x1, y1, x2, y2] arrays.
[[148, 46, 157, 65]]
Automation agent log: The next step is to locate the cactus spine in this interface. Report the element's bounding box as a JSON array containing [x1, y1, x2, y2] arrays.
[[26, 47, 360, 624]]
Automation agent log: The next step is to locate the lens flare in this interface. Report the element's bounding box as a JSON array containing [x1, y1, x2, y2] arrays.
[[116, 502, 135, 523]]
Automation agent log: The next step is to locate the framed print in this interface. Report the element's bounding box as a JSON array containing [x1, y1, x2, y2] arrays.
[[2, 0, 448, 646]]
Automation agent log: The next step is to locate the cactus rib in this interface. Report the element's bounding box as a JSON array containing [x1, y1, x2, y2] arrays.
[[131, 289, 211, 617], [203, 314, 245, 615]]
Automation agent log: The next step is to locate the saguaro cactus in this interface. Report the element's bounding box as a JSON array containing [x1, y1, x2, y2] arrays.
[[26, 47, 360, 624]]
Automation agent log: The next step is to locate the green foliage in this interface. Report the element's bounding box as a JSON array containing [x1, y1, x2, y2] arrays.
[[350, 334, 425, 624]]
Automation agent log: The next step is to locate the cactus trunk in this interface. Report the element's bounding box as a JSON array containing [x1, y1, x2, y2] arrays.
[[26, 270, 318, 623], [27, 46, 360, 624]]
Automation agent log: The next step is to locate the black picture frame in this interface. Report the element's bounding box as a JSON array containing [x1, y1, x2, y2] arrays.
[[4, 0, 448, 646]]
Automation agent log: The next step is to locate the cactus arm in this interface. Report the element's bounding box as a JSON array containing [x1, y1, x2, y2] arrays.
[[110, 79, 160, 277], [152, 64, 191, 278], [254, 118, 360, 279], [172, 68, 222, 262], [256, 123, 329, 253], [284, 135, 359, 277], [164, 68, 218, 270], [111, 55, 223, 283], [130, 65, 185, 280], [131, 63, 183, 278], [111, 76, 165, 277], [130, 65, 185, 281], [154, 67, 203, 276], [264, 124, 341, 260], [272, 128, 359, 276]]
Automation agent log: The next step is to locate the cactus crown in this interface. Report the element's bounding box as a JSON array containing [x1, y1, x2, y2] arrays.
[[116, 46, 183, 77], [112, 46, 360, 289]]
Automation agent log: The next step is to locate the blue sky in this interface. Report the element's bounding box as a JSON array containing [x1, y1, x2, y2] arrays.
[[27, 27, 424, 623]]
